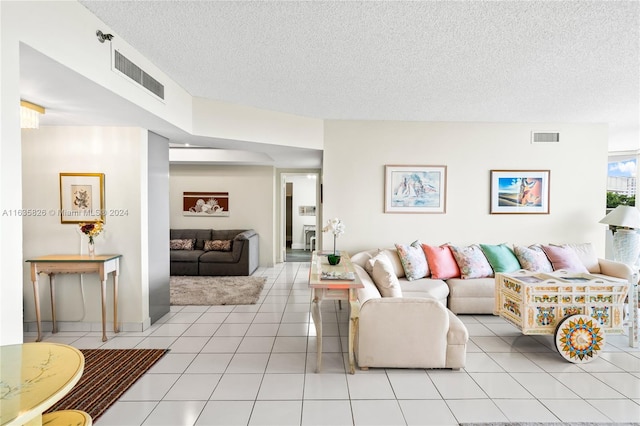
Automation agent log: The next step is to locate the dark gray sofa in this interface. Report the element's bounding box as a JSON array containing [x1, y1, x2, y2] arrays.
[[170, 229, 259, 276]]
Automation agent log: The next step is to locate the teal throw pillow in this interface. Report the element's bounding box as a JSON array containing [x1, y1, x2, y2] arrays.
[[479, 243, 521, 273]]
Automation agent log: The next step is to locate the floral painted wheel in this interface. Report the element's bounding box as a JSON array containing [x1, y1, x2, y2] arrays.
[[554, 314, 605, 363]]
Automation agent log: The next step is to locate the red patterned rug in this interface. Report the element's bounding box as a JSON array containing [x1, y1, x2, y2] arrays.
[[44, 349, 168, 422]]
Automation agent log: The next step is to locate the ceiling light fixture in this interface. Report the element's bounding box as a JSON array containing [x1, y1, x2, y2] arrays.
[[20, 100, 45, 129]]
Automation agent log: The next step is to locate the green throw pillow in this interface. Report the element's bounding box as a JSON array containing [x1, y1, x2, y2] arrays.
[[479, 243, 521, 273]]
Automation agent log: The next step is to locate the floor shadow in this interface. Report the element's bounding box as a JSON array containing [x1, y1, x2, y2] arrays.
[[286, 248, 312, 262]]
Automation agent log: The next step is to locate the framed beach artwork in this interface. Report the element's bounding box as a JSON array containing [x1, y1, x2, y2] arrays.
[[384, 165, 447, 213], [183, 191, 230, 216], [490, 170, 550, 214], [59, 173, 105, 223]]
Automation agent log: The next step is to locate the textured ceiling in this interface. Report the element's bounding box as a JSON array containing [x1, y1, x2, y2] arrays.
[[19, 1, 617, 161]]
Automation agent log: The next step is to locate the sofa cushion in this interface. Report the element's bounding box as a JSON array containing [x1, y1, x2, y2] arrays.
[[479, 243, 521, 273], [170, 249, 204, 262], [170, 239, 194, 250], [513, 245, 553, 272], [371, 256, 403, 297], [198, 250, 236, 263], [450, 244, 494, 279], [212, 229, 250, 240], [447, 277, 494, 297], [395, 241, 429, 281], [398, 277, 449, 304], [421, 244, 460, 279], [541, 244, 589, 273], [204, 239, 233, 252]]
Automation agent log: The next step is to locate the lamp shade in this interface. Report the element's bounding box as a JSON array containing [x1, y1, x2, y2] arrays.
[[599, 205, 640, 229]]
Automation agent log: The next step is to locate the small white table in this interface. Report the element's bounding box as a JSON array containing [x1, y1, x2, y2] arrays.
[[26, 254, 122, 342], [308, 251, 363, 374]]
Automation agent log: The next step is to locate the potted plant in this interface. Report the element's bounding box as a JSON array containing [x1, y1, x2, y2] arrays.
[[323, 218, 345, 265]]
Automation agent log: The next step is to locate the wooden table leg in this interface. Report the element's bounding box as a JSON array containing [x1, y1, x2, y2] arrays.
[[100, 278, 107, 342], [347, 288, 360, 374], [49, 274, 57, 334], [311, 289, 323, 373], [32, 277, 42, 342], [113, 270, 119, 333]]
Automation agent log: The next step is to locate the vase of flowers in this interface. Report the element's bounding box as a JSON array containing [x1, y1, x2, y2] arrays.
[[323, 218, 345, 265], [79, 220, 104, 257]]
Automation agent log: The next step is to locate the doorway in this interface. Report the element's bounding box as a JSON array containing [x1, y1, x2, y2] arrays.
[[281, 172, 319, 262]]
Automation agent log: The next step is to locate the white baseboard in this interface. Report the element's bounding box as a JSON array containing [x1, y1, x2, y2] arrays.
[[24, 320, 151, 333]]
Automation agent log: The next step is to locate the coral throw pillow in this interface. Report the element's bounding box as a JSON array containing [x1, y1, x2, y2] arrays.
[[541, 244, 589, 273], [449, 244, 494, 279], [514, 245, 553, 272], [479, 244, 521, 273], [421, 244, 460, 279], [395, 241, 429, 281]]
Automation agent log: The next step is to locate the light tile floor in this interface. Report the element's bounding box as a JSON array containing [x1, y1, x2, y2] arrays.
[[25, 262, 640, 425]]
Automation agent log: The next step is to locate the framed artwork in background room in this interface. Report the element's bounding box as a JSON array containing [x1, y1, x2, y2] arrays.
[[490, 170, 550, 214], [183, 191, 230, 216], [384, 165, 447, 213]]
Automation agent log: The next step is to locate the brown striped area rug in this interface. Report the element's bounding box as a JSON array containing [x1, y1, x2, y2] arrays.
[[44, 349, 168, 422]]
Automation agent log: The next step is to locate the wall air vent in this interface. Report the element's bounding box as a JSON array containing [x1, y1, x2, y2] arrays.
[[531, 131, 560, 143], [113, 49, 165, 101]]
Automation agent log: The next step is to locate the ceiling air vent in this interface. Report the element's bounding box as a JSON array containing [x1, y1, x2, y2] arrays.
[[531, 131, 560, 143], [113, 49, 165, 100]]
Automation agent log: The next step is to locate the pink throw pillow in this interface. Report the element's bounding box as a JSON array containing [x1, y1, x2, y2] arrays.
[[541, 244, 589, 273], [421, 244, 460, 279]]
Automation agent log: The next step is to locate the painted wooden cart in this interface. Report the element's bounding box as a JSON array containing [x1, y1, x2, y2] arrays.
[[495, 270, 630, 363]]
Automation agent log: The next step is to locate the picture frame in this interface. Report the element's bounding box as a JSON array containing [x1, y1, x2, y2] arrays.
[[490, 170, 550, 214], [384, 165, 447, 213], [183, 191, 230, 216], [59, 173, 105, 223]]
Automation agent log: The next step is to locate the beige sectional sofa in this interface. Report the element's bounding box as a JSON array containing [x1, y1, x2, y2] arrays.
[[349, 243, 632, 371], [353, 243, 632, 315]]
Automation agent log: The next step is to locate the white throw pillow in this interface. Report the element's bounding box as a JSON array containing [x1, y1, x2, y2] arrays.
[[371, 257, 403, 297], [364, 250, 385, 275], [563, 243, 600, 274]]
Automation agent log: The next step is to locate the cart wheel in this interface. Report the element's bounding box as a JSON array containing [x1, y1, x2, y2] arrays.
[[554, 314, 605, 363]]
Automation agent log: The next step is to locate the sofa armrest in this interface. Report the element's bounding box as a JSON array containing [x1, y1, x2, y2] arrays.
[[447, 310, 469, 345], [234, 229, 257, 241], [357, 297, 452, 368], [598, 258, 634, 282]]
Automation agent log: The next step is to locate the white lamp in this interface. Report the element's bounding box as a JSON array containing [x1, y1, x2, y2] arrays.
[[600, 205, 640, 267]]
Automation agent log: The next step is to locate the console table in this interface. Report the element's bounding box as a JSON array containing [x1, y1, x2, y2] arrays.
[[26, 254, 122, 342], [308, 251, 363, 374]]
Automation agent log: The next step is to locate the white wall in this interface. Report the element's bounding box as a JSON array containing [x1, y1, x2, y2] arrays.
[[322, 121, 609, 256], [170, 164, 276, 266], [147, 132, 170, 323], [21, 126, 152, 331], [192, 97, 323, 150], [0, 1, 24, 344]]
